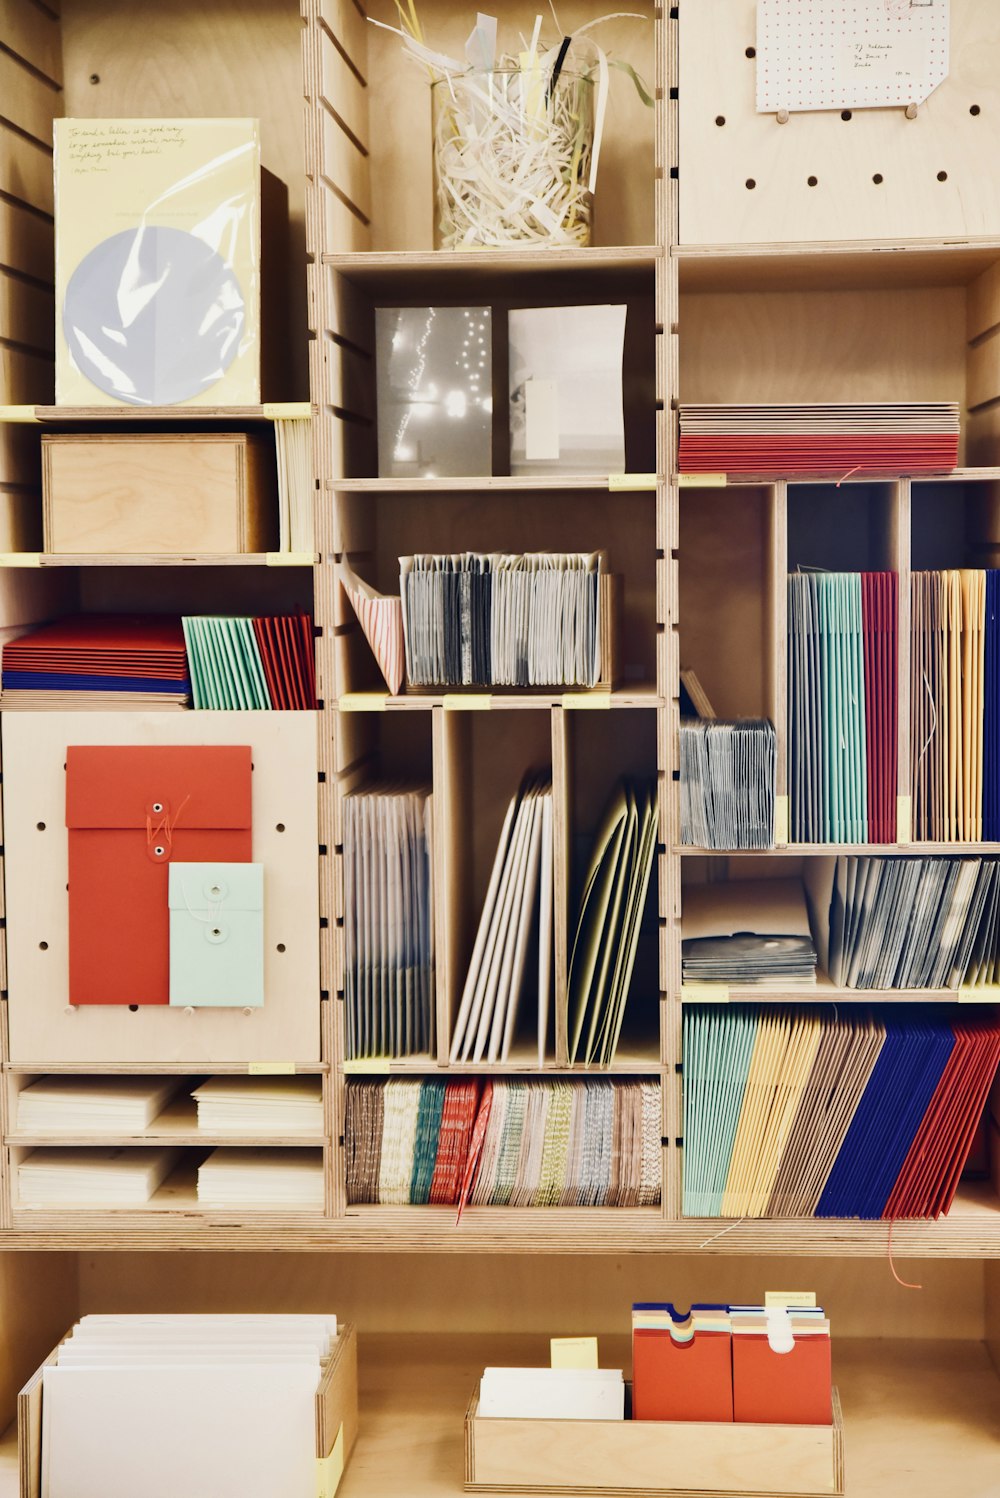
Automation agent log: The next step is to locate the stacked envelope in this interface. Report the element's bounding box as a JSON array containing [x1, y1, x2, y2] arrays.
[[345, 1079, 482, 1205], [911, 569, 1000, 841], [1, 614, 190, 708], [680, 720, 775, 849], [679, 403, 960, 476], [197, 1148, 324, 1207], [192, 1077, 323, 1133], [18, 1147, 178, 1206], [681, 879, 817, 988], [682, 1005, 1000, 1219], [568, 779, 657, 1065], [450, 774, 552, 1065], [343, 783, 434, 1060], [17, 1077, 179, 1133], [788, 571, 898, 844], [182, 614, 317, 709]]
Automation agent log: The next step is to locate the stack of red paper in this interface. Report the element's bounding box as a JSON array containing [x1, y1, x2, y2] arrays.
[[252, 615, 318, 710], [429, 1080, 482, 1205], [679, 403, 960, 477], [2, 615, 190, 709]]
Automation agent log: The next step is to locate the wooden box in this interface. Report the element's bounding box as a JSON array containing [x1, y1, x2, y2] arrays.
[[17, 1322, 358, 1498], [464, 1385, 844, 1497], [42, 431, 278, 556]]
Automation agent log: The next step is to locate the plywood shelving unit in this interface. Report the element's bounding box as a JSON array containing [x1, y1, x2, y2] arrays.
[[1, 2, 1000, 1494]]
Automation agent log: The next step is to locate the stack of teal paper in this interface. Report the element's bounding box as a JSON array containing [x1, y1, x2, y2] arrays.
[[568, 779, 657, 1066], [681, 1006, 759, 1216], [182, 617, 272, 709]]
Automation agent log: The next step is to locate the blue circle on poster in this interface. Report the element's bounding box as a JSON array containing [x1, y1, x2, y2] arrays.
[[63, 225, 246, 406]]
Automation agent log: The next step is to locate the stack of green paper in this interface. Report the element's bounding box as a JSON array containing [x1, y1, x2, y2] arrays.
[[182, 617, 272, 710], [568, 779, 657, 1066], [681, 1006, 758, 1217]]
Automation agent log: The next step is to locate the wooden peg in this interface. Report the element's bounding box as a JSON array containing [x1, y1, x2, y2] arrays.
[[777, 108, 790, 124], [905, 103, 918, 119]]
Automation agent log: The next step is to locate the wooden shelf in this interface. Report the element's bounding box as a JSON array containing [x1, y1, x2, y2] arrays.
[[676, 843, 1000, 856], [336, 688, 663, 712], [322, 245, 659, 292], [330, 477, 656, 493], [6, 1094, 326, 1148], [674, 237, 1000, 292], [32, 405, 311, 424], [0, 553, 318, 568]]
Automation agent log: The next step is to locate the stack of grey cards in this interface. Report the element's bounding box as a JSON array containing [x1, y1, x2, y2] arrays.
[[679, 720, 775, 849], [681, 879, 817, 987], [400, 552, 603, 688]]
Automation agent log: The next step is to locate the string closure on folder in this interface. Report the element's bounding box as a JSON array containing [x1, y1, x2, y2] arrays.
[[145, 794, 190, 863]]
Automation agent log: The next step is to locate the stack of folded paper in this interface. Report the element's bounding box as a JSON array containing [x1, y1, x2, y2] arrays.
[[679, 403, 960, 476], [17, 1077, 178, 1133], [197, 1147, 325, 1207], [192, 1078, 324, 1133], [1, 614, 190, 708]]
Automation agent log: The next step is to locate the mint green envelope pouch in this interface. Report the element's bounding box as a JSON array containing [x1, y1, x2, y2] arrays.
[[168, 862, 264, 1007]]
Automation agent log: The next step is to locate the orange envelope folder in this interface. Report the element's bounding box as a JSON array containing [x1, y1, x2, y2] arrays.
[[632, 1329, 733, 1423], [66, 745, 252, 1005], [731, 1334, 832, 1425]]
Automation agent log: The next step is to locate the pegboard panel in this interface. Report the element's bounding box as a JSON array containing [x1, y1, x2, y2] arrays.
[[2, 712, 321, 1067], [679, 0, 1000, 245]]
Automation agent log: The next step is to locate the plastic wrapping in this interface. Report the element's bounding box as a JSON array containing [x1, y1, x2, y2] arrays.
[[55, 118, 261, 408]]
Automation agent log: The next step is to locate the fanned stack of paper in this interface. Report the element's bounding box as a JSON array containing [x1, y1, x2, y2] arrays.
[[192, 1078, 323, 1133], [568, 779, 658, 1065], [344, 1078, 661, 1207], [679, 403, 960, 476], [400, 552, 607, 688], [1, 614, 190, 708], [17, 1077, 178, 1133], [182, 614, 317, 709], [787, 572, 898, 843], [450, 773, 553, 1065], [40, 1313, 338, 1498], [18, 1147, 178, 1206], [681, 879, 817, 988], [274, 416, 314, 554], [197, 1148, 324, 1207], [337, 560, 404, 696], [680, 720, 775, 849], [911, 569, 994, 841], [682, 1006, 1000, 1220], [343, 782, 434, 1059], [478, 1366, 624, 1420]]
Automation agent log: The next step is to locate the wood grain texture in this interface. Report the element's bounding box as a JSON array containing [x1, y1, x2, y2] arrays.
[[0, 1, 62, 86]]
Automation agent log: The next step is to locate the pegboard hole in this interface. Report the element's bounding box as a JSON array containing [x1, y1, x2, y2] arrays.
[[128, 1004, 139, 1013], [937, 170, 949, 182], [841, 110, 852, 121], [807, 175, 819, 187], [36, 822, 45, 831], [715, 115, 726, 127], [971, 104, 981, 116], [745, 46, 756, 58], [276, 822, 286, 832], [873, 173, 885, 185], [276, 943, 286, 953], [38, 941, 48, 951], [745, 178, 757, 190]]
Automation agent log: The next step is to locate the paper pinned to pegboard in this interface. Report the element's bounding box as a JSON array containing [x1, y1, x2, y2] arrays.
[[756, 0, 950, 113]]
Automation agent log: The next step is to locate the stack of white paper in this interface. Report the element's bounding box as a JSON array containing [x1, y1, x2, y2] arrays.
[[274, 417, 314, 554], [192, 1078, 324, 1133], [197, 1148, 324, 1207], [17, 1077, 178, 1133], [450, 773, 553, 1065], [508, 306, 627, 476], [18, 1148, 177, 1206], [478, 1366, 625, 1421], [41, 1314, 337, 1498]]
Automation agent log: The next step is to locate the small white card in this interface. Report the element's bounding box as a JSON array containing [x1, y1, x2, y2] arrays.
[[757, 0, 950, 113]]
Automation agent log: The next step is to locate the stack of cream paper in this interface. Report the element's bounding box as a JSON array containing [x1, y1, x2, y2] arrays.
[[450, 773, 553, 1065], [41, 1314, 337, 1498], [478, 1366, 624, 1420], [274, 416, 314, 554], [192, 1077, 323, 1133], [197, 1147, 324, 1207], [17, 1077, 178, 1133], [18, 1148, 177, 1206]]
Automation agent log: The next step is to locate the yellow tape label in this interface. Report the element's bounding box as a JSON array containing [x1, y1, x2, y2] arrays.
[[338, 693, 388, 712], [958, 987, 1000, 1004], [562, 694, 612, 710], [765, 1291, 817, 1309], [609, 473, 658, 491], [316, 1425, 344, 1498], [681, 984, 730, 1003], [0, 406, 39, 423], [343, 1059, 393, 1074], [443, 694, 491, 710], [248, 1062, 297, 1075], [266, 551, 316, 567], [550, 1336, 599, 1369], [0, 553, 41, 568], [678, 473, 727, 488], [263, 401, 312, 420], [897, 795, 912, 845], [774, 795, 789, 846]]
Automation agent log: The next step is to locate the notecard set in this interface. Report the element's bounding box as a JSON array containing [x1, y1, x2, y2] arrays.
[[34, 1314, 345, 1498], [192, 1077, 323, 1133], [682, 1006, 1000, 1218], [632, 1302, 831, 1425], [344, 1079, 661, 1207], [911, 569, 1000, 841], [681, 879, 817, 987], [787, 572, 898, 843], [680, 720, 776, 849], [679, 404, 960, 477], [400, 552, 608, 688], [450, 774, 552, 1065], [567, 779, 657, 1065], [197, 1148, 324, 1207], [18, 1147, 178, 1206], [343, 784, 434, 1060], [16, 1077, 180, 1132]]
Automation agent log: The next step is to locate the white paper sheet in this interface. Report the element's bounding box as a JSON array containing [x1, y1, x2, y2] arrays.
[[756, 0, 950, 113]]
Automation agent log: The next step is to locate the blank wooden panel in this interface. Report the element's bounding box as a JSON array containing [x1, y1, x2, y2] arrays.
[[967, 258, 1000, 342], [3, 712, 321, 1066], [680, 0, 1000, 245], [320, 111, 372, 226], [680, 287, 967, 408], [319, 0, 368, 72], [0, 202, 54, 284], [319, 28, 369, 154], [0, 346, 52, 406], [0, 273, 54, 357], [967, 329, 1000, 410], [0, 127, 53, 217], [0, 53, 59, 148], [0, 0, 63, 85]]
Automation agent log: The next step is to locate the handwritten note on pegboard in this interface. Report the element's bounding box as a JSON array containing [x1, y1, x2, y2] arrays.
[[756, 0, 950, 113]]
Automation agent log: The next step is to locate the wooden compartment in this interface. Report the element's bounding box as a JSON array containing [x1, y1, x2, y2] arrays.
[[17, 1322, 357, 1498], [465, 1385, 844, 1496], [787, 483, 899, 575], [42, 433, 279, 556]]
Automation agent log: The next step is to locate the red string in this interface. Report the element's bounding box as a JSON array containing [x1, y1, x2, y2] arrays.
[[145, 793, 191, 850], [836, 466, 862, 488], [887, 1218, 923, 1290]]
